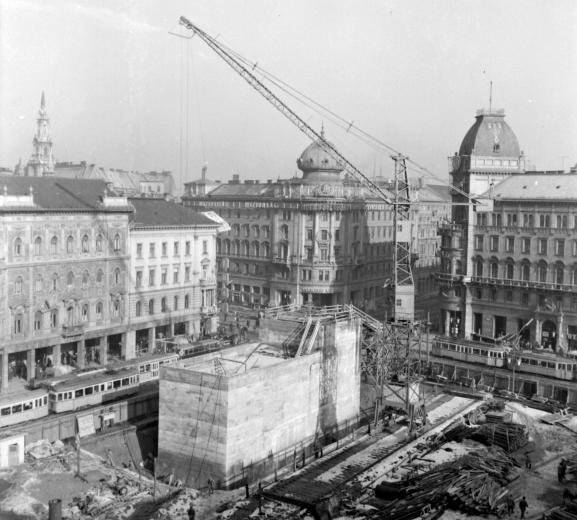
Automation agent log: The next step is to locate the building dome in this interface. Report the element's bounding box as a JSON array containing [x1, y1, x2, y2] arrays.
[[459, 109, 520, 157], [297, 132, 344, 184]]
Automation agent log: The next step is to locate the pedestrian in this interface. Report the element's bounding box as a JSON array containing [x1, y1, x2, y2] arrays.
[[187, 503, 196, 520], [559, 459, 567, 483], [524, 452, 532, 469], [519, 496, 528, 519], [506, 494, 515, 516], [207, 477, 214, 494], [106, 448, 114, 467]]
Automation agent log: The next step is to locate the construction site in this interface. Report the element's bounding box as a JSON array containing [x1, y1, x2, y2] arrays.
[[2, 305, 577, 520]]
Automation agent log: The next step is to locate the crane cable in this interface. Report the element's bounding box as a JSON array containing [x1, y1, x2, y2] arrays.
[[213, 38, 475, 202]]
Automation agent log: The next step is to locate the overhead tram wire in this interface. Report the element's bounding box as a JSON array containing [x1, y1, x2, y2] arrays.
[[213, 38, 475, 202]]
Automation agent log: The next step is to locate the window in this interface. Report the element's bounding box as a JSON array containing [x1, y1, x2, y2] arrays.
[[505, 291, 513, 302], [50, 236, 58, 255], [490, 236, 499, 252], [506, 214, 518, 227], [475, 259, 483, 277], [14, 237, 24, 257], [34, 237, 42, 256], [14, 276, 23, 295], [505, 262, 514, 279], [521, 293, 529, 305], [185, 241, 191, 256], [538, 261, 547, 282], [505, 237, 514, 253], [149, 243, 156, 258], [282, 210, 291, 220], [301, 269, 311, 281], [67, 271, 74, 287], [149, 299, 155, 314], [262, 226, 270, 238], [556, 263, 565, 285], [96, 235, 103, 252], [521, 237, 530, 254], [173, 268, 179, 284], [112, 300, 120, 317], [336, 270, 342, 281], [321, 230, 329, 241], [81, 304, 89, 322], [136, 301, 142, 317], [50, 309, 58, 328], [474, 235, 483, 250], [162, 242, 167, 257], [185, 266, 191, 282], [540, 214, 551, 228], [34, 311, 42, 331], [35, 276, 43, 293], [51, 274, 58, 291], [149, 269, 155, 286], [66, 235, 74, 253], [82, 271, 89, 289], [538, 239, 547, 255], [82, 235, 89, 253], [174, 241, 179, 256], [14, 313, 23, 334], [161, 269, 167, 285], [96, 269, 104, 283], [490, 261, 498, 278], [242, 224, 249, 237], [136, 243, 143, 258], [173, 296, 178, 311], [136, 271, 143, 288], [184, 294, 189, 309], [114, 268, 121, 285], [556, 239, 565, 256], [521, 261, 530, 281], [320, 248, 328, 261]]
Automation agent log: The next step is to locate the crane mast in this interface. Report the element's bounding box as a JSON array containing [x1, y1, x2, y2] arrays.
[[178, 16, 415, 321]]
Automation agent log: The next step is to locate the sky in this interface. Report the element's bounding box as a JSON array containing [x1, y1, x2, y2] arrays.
[[1, 0, 576, 193]]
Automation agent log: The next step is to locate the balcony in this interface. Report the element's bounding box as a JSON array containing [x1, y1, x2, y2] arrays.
[[272, 255, 291, 265], [469, 276, 577, 293], [62, 323, 85, 338], [200, 305, 218, 315], [199, 277, 216, 286]]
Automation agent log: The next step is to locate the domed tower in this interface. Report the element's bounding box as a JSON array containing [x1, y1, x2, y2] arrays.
[[438, 108, 526, 339], [296, 130, 344, 184]]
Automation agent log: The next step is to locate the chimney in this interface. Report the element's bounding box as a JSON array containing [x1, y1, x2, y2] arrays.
[[201, 163, 207, 182], [232, 174, 240, 184]]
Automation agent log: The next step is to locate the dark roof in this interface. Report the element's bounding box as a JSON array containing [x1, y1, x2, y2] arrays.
[[129, 197, 220, 227], [459, 109, 520, 158], [484, 173, 577, 201], [0, 175, 131, 212]]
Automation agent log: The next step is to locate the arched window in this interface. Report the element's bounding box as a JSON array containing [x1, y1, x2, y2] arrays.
[[82, 235, 89, 253], [555, 262, 565, 285], [50, 236, 58, 255], [149, 299, 155, 315], [281, 225, 289, 240], [242, 240, 249, 256], [14, 237, 23, 257], [252, 241, 260, 257], [184, 294, 189, 309], [455, 260, 463, 275], [252, 225, 260, 237], [67, 271, 75, 287], [112, 300, 120, 317], [521, 261, 530, 281], [95, 302, 103, 320], [538, 261, 548, 283], [136, 301, 142, 317], [505, 261, 514, 280], [34, 236, 42, 256], [114, 268, 121, 285], [96, 235, 103, 252], [234, 240, 240, 255], [35, 276, 43, 293], [14, 276, 23, 295], [113, 234, 121, 252], [262, 225, 270, 238], [96, 269, 104, 283], [82, 271, 89, 289], [51, 273, 58, 291], [13, 312, 23, 335], [34, 311, 43, 331], [173, 295, 178, 311], [475, 258, 483, 278], [66, 235, 74, 253], [161, 297, 167, 312], [262, 242, 270, 257], [81, 304, 89, 322], [66, 305, 74, 325], [490, 260, 498, 279]]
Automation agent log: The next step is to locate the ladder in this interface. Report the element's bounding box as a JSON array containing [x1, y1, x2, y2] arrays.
[[303, 320, 321, 355], [295, 317, 313, 357], [213, 357, 226, 376]]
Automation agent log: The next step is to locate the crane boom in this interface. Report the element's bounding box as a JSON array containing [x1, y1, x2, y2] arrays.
[[179, 16, 394, 205]]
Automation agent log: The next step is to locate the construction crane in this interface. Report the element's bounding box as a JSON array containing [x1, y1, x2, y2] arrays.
[[177, 16, 422, 418]]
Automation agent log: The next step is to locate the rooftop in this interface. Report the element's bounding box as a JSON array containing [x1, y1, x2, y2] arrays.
[[129, 197, 221, 227], [485, 173, 577, 201]]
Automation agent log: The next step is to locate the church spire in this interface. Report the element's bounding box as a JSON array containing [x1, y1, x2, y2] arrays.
[[26, 92, 55, 176]]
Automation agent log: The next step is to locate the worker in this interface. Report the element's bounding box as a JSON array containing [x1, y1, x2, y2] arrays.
[[506, 494, 515, 516], [519, 496, 528, 519], [187, 503, 196, 520], [207, 477, 214, 495], [559, 459, 567, 483], [106, 449, 114, 467], [524, 452, 532, 469]]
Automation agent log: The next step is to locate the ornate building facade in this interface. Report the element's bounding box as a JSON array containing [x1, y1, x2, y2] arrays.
[[438, 107, 577, 351], [183, 136, 449, 320], [0, 177, 132, 390], [126, 198, 221, 355]]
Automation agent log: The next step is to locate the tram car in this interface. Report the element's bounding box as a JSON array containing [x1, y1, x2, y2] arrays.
[[113, 352, 179, 383], [508, 351, 577, 382], [431, 336, 508, 368], [48, 367, 140, 413], [0, 389, 49, 427], [177, 338, 223, 360]]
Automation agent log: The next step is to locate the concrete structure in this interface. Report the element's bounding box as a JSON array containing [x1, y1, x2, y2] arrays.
[[157, 309, 361, 488], [0, 431, 25, 467], [438, 107, 577, 351], [0, 176, 133, 390], [126, 198, 222, 356], [182, 135, 449, 319]]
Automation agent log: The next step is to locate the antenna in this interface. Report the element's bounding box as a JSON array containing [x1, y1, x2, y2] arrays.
[[489, 81, 493, 113]]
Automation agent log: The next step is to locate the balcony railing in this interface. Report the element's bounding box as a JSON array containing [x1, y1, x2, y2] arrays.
[[200, 305, 218, 315], [469, 276, 576, 293], [199, 277, 216, 286]]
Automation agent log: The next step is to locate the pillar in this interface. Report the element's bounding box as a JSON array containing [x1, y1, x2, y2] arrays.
[[100, 336, 108, 365], [148, 327, 156, 353], [52, 343, 61, 366], [125, 330, 136, 360], [535, 320, 542, 347], [168, 322, 175, 339], [1, 350, 8, 391], [77, 340, 86, 369], [27, 348, 35, 383], [444, 310, 451, 336]]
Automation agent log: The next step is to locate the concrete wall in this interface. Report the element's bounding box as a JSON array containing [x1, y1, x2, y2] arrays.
[[157, 367, 228, 489], [257, 317, 302, 346], [0, 433, 25, 467]]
